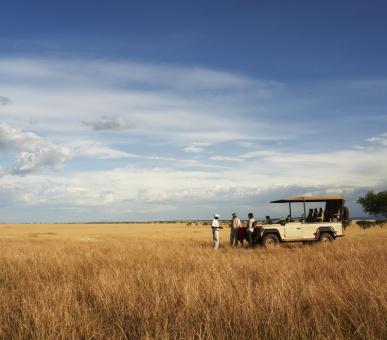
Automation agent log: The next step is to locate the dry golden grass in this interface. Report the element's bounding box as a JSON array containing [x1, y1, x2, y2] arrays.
[[0, 222, 386, 339]]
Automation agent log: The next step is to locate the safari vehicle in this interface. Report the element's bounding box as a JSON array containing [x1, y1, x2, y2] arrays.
[[253, 195, 349, 247]]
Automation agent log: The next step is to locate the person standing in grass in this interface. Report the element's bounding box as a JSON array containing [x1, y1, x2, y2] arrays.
[[212, 214, 221, 249], [229, 212, 241, 247], [246, 212, 255, 248]]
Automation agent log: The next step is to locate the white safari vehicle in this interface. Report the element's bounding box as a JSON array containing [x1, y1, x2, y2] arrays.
[[253, 195, 348, 247]]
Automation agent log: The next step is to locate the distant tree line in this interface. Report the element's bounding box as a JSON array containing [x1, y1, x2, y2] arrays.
[[356, 220, 386, 230]]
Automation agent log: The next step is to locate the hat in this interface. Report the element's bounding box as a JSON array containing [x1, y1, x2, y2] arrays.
[[214, 214, 220, 218], [232, 213, 237, 217]]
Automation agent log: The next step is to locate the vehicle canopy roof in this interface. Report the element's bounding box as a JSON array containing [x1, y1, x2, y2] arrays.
[[270, 195, 344, 203]]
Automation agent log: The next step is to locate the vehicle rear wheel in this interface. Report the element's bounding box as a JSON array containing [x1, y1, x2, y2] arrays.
[[262, 234, 280, 247], [318, 232, 334, 243]]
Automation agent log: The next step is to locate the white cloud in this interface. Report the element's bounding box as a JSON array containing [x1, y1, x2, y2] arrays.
[[0, 142, 386, 221], [0, 123, 47, 153], [0, 123, 73, 175], [12, 147, 73, 175]]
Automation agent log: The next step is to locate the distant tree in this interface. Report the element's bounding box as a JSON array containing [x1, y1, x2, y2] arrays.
[[356, 190, 387, 218], [374, 220, 387, 229], [356, 220, 374, 230]]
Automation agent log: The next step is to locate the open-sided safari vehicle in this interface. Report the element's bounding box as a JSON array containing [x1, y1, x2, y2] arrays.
[[253, 195, 349, 247]]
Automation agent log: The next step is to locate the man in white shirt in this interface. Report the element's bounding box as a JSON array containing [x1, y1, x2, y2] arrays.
[[229, 212, 241, 247], [212, 214, 221, 249], [246, 212, 255, 248]]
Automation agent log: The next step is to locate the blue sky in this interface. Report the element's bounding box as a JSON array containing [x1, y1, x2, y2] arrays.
[[1, 0, 387, 222]]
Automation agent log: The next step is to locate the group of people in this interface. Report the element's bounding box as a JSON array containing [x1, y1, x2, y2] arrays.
[[211, 212, 255, 249]]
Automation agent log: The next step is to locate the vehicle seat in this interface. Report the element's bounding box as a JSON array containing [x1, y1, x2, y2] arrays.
[[311, 208, 318, 222], [315, 207, 324, 222], [306, 209, 313, 222]]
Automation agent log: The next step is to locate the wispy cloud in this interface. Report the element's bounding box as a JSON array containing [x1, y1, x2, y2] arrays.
[[210, 156, 243, 162], [352, 145, 367, 150], [183, 142, 211, 153], [68, 140, 138, 159], [68, 140, 176, 161], [237, 141, 256, 148], [365, 134, 387, 146], [82, 115, 133, 131], [0, 59, 278, 145], [365, 137, 383, 142], [1, 57, 387, 221]]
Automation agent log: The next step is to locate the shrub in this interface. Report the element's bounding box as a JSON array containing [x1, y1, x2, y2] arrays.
[[374, 219, 387, 229], [356, 220, 374, 230]]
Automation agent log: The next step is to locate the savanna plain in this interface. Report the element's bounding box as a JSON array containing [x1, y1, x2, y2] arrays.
[[0, 222, 386, 340]]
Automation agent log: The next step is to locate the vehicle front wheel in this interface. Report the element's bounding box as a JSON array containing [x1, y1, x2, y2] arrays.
[[318, 232, 334, 243], [262, 234, 280, 247]]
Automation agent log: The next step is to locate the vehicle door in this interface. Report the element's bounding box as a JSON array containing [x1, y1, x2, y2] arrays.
[[302, 223, 318, 239], [283, 222, 303, 238]]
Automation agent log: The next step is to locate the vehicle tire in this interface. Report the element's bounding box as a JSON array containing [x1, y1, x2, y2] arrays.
[[318, 232, 334, 243], [262, 233, 280, 247]]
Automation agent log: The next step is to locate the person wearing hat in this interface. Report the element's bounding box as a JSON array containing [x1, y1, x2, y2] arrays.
[[229, 212, 241, 247], [211, 214, 222, 249]]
